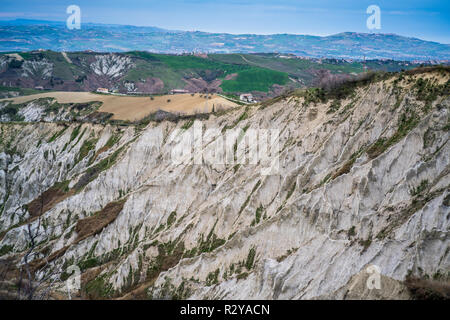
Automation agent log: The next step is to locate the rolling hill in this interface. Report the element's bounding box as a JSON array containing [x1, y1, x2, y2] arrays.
[[0, 19, 449, 60], [0, 50, 425, 100]]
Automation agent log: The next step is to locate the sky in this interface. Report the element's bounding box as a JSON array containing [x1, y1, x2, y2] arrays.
[[1, 0, 449, 43]]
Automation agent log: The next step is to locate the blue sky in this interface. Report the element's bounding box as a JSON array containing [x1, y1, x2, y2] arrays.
[[1, 0, 449, 43]]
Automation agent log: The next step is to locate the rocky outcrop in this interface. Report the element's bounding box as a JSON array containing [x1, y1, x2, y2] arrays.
[[0, 68, 449, 300], [21, 59, 53, 80], [90, 54, 134, 79], [0, 99, 107, 123]]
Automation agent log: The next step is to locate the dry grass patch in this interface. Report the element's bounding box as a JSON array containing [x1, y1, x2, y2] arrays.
[[30, 245, 70, 272], [75, 199, 126, 242], [405, 277, 450, 300], [1, 92, 237, 121], [27, 182, 74, 218]]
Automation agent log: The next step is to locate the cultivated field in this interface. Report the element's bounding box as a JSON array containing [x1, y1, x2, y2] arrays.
[[1, 92, 238, 121]]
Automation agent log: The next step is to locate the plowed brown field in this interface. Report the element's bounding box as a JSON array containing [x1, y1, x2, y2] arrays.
[[2, 92, 237, 121]]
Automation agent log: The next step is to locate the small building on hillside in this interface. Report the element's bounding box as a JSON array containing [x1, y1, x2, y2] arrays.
[[239, 93, 255, 103], [171, 89, 190, 94], [96, 88, 109, 94], [193, 52, 208, 58]]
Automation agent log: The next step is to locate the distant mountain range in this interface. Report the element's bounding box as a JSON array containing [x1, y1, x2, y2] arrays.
[[0, 19, 449, 61]]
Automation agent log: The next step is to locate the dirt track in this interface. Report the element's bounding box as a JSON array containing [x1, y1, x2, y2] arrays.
[[1, 92, 237, 121]]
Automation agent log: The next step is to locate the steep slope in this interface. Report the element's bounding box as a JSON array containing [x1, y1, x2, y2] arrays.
[[0, 67, 449, 300]]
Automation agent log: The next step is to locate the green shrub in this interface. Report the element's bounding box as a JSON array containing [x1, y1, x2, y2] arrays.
[[78, 257, 100, 271], [410, 180, 429, 196], [70, 125, 82, 142], [347, 226, 356, 238], [77, 137, 98, 164], [0, 244, 13, 256], [255, 205, 263, 225], [245, 247, 256, 270], [48, 126, 68, 143], [206, 269, 220, 286], [181, 120, 194, 130], [367, 111, 419, 159], [84, 273, 114, 299], [166, 211, 177, 228]]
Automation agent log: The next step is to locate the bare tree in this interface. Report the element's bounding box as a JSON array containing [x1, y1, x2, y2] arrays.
[[0, 255, 18, 299], [15, 157, 63, 299], [17, 216, 42, 299]]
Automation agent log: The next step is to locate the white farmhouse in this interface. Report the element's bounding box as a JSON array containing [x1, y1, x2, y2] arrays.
[[96, 88, 109, 94], [239, 93, 255, 103]]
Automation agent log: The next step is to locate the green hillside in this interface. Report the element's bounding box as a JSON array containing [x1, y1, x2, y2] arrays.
[[221, 68, 289, 92], [1, 50, 423, 98], [126, 51, 291, 93]]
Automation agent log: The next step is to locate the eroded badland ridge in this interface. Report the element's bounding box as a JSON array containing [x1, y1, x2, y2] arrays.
[[0, 67, 449, 300]]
